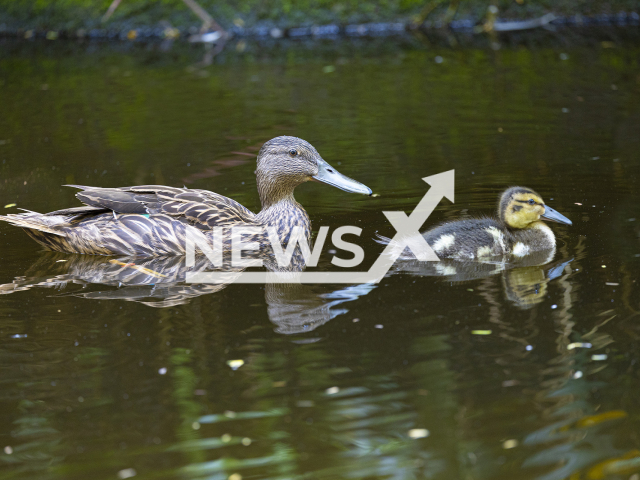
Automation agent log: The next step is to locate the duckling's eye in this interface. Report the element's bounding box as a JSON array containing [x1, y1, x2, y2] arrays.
[[289, 149, 298, 157], [528, 199, 536, 205]]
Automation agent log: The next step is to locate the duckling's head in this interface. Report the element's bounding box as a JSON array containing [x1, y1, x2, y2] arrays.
[[256, 136, 371, 207], [499, 187, 572, 229]]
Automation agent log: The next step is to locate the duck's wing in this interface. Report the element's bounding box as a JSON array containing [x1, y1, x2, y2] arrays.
[[55, 185, 258, 228]]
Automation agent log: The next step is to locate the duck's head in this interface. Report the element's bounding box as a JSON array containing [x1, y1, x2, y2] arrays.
[[256, 136, 371, 207], [499, 186, 572, 229]]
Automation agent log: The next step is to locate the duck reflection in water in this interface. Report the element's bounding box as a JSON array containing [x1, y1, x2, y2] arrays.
[[0, 250, 374, 335]]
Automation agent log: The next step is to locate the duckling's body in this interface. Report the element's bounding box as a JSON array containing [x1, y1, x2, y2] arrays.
[[424, 216, 556, 260], [379, 186, 571, 261], [0, 136, 371, 256]]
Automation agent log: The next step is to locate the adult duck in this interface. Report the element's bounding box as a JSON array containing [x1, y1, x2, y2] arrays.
[[0, 136, 371, 256]]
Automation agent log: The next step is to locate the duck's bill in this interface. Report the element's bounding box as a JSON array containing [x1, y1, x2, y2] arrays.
[[542, 206, 572, 225], [312, 159, 372, 195]]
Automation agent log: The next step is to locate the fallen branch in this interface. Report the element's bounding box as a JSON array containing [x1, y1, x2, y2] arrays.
[[493, 13, 556, 32]]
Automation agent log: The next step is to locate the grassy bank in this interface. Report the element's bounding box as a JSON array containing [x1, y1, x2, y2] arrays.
[[0, 0, 639, 33]]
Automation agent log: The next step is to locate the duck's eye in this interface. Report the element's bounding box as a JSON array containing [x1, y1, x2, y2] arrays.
[[289, 149, 298, 157], [528, 199, 536, 205]]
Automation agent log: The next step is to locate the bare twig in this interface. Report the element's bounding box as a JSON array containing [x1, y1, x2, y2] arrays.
[[413, 0, 446, 27], [102, 0, 227, 36], [181, 0, 224, 33], [102, 0, 122, 23]]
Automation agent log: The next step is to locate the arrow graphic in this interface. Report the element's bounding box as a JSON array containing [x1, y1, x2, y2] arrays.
[[186, 170, 455, 284]]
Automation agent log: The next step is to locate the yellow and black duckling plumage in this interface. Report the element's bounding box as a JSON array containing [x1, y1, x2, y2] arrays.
[[380, 186, 572, 260], [0, 136, 371, 256]]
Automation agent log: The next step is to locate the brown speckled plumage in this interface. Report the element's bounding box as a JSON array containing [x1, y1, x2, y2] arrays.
[[0, 136, 371, 256]]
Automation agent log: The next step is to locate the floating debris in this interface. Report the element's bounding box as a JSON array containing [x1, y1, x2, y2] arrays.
[[228, 474, 242, 480], [117, 468, 137, 479], [374, 324, 383, 329], [326, 386, 340, 395], [158, 367, 167, 375], [190, 30, 223, 43], [408, 428, 430, 439], [4, 446, 12, 455], [227, 359, 244, 370], [526, 345, 533, 351], [472, 330, 492, 335], [605, 282, 619, 286], [4, 204, 16, 208], [551, 304, 558, 309], [503, 439, 518, 449], [575, 202, 582, 205], [567, 342, 592, 350], [198, 408, 286, 424], [221, 433, 232, 443], [10, 334, 27, 339], [191, 422, 200, 430], [592, 354, 608, 361], [241, 437, 252, 446], [573, 371, 584, 379]]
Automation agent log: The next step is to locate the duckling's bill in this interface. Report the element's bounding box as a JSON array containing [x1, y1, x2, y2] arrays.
[[312, 158, 372, 195], [541, 206, 572, 225]]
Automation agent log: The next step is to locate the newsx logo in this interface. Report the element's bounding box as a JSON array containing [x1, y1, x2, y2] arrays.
[[185, 170, 454, 284]]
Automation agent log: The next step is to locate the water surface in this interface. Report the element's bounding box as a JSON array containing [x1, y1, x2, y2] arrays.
[[1, 34, 639, 480]]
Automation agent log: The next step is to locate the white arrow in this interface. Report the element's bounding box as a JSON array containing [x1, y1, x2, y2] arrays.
[[366, 169, 454, 281], [187, 170, 454, 284]]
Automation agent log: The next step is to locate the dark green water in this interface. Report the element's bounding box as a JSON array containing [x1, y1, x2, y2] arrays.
[[1, 35, 639, 480]]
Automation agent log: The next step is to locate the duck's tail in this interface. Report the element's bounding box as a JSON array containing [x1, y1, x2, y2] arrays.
[[374, 232, 392, 245], [0, 211, 69, 236], [374, 232, 419, 260]]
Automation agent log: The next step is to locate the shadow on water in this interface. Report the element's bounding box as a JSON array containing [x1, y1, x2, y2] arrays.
[[1, 33, 640, 480]]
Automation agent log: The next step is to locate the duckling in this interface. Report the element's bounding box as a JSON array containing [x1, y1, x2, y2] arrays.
[[0, 136, 372, 256], [379, 186, 571, 261]]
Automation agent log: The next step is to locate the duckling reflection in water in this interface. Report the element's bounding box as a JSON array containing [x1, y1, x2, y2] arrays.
[[378, 186, 572, 261]]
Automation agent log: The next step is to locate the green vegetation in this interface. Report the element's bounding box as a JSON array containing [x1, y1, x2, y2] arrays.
[[0, 0, 638, 32]]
